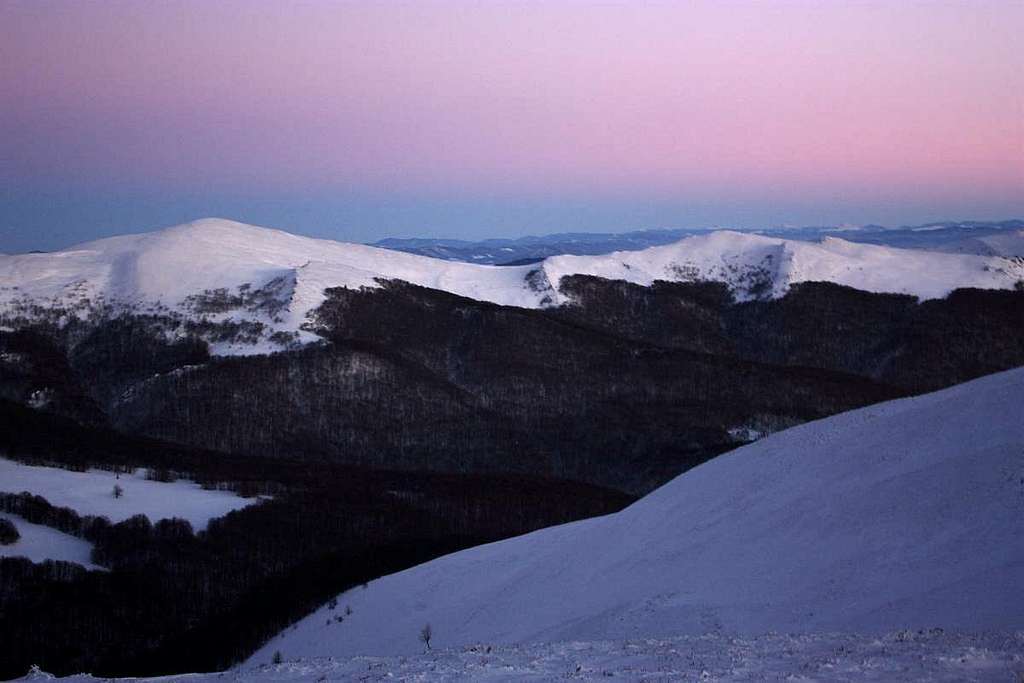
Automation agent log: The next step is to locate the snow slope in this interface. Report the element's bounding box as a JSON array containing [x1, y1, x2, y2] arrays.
[[938, 229, 1024, 257], [0, 513, 103, 570], [977, 229, 1024, 257], [0, 457, 257, 531], [0, 219, 548, 354], [249, 368, 1024, 664], [1, 219, 1021, 355]]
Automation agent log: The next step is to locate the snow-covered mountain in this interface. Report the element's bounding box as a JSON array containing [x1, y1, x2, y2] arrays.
[[542, 229, 1024, 300], [2, 218, 1021, 354], [250, 368, 1024, 664], [934, 228, 1024, 257], [375, 219, 1024, 263]]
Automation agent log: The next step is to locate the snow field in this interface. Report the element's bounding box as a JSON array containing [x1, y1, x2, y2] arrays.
[[0, 457, 257, 531], [0, 513, 103, 570]]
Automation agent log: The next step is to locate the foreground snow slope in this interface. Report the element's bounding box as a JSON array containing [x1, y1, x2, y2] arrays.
[[2, 219, 1021, 354], [251, 368, 1024, 664], [21, 631, 1024, 682]]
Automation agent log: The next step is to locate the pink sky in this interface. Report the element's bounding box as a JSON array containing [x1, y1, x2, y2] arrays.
[[1, 1, 1022, 246]]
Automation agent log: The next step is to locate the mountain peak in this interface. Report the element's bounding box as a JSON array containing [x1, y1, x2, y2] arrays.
[[153, 217, 300, 244]]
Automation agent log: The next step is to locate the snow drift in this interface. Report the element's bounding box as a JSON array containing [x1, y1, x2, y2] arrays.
[[250, 368, 1024, 663], [1, 219, 1021, 355]]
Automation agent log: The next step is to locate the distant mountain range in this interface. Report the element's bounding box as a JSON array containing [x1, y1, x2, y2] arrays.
[[374, 219, 1024, 264], [2, 218, 1021, 356], [2, 218, 1021, 495]]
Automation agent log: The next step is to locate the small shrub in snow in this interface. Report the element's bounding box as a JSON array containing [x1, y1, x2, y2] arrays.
[[112, 484, 124, 499], [271, 651, 283, 665], [419, 623, 433, 650]]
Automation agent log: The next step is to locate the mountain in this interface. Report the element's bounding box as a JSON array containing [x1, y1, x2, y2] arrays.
[[2, 219, 1022, 495], [0, 219, 549, 355], [809, 221, 1024, 257], [541, 230, 1022, 301], [2, 218, 1021, 355], [374, 219, 1024, 264], [250, 367, 1024, 664], [373, 227, 710, 263], [2, 220, 1023, 678], [933, 228, 1024, 257]]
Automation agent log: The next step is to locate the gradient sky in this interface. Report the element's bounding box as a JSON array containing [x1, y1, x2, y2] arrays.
[[1, 0, 1022, 252]]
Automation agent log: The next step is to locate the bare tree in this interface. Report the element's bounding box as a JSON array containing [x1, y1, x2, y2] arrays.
[[112, 484, 124, 499], [419, 623, 432, 650]]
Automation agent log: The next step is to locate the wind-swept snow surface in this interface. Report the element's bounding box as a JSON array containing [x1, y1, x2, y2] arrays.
[[2, 219, 1021, 355], [18, 631, 1024, 682], [250, 368, 1024, 664]]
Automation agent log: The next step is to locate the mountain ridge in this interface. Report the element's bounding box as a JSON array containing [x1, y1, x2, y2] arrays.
[[374, 219, 1024, 264], [2, 218, 1021, 356]]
